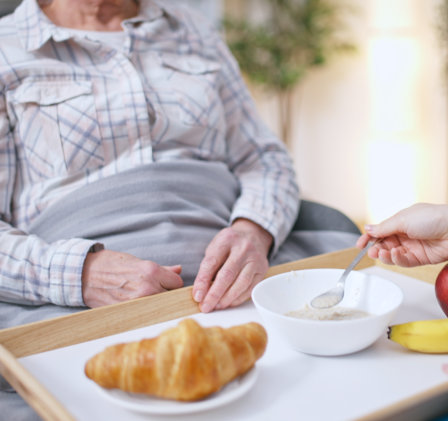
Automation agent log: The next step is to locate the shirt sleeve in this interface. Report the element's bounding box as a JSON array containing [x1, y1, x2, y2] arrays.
[[0, 92, 96, 307], [214, 32, 300, 254]]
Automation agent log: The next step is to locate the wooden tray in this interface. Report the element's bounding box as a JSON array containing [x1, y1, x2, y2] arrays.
[[0, 248, 446, 421]]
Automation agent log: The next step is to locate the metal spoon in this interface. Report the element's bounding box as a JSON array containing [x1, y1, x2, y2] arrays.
[[310, 240, 376, 309]]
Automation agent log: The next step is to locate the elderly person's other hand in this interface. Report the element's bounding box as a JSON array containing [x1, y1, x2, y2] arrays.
[[192, 219, 273, 313], [82, 250, 183, 307], [357, 203, 448, 267]]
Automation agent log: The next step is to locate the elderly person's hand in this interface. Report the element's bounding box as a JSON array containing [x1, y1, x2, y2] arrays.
[[357, 203, 448, 267], [82, 250, 184, 307], [192, 218, 273, 313]]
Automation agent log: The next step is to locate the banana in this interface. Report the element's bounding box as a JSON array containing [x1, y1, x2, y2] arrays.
[[388, 319, 448, 353]]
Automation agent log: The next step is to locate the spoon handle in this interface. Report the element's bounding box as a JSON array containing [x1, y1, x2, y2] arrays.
[[338, 240, 376, 285]]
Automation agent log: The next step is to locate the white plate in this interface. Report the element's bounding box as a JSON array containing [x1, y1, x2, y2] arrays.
[[97, 367, 258, 415]]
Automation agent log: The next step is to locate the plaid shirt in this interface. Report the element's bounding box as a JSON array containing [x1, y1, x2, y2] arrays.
[[0, 0, 299, 306]]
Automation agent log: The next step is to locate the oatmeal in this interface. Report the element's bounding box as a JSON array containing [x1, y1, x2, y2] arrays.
[[286, 305, 370, 321]]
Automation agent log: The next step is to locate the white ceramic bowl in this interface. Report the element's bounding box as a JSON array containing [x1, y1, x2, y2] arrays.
[[251, 268, 403, 356]]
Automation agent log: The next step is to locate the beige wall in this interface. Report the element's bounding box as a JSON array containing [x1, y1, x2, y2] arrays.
[[226, 0, 447, 227]]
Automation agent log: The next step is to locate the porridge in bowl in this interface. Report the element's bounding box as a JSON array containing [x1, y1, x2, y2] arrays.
[[286, 305, 370, 321]]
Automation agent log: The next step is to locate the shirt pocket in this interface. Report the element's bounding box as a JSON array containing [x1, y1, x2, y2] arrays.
[[9, 80, 104, 179], [157, 54, 224, 130]]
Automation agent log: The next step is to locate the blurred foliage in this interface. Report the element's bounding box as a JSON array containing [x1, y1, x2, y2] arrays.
[[222, 0, 357, 93]]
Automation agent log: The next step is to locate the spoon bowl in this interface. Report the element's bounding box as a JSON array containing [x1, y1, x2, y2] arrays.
[[310, 240, 376, 309]]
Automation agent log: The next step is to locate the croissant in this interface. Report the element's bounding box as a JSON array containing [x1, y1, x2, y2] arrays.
[[84, 318, 267, 401]]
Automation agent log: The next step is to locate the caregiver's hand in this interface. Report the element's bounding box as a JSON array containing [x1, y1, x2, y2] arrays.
[[82, 250, 183, 307], [357, 203, 448, 267], [192, 218, 273, 313]]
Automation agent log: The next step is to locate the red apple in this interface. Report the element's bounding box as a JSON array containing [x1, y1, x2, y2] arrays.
[[435, 264, 448, 317]]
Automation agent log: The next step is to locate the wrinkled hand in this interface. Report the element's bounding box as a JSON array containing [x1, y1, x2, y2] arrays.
[[82, 250, 183, 307], [192, 218, 273, 313], [357, 203, 448, 267]]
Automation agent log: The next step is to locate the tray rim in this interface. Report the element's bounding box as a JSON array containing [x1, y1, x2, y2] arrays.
[[0, 247, 445, 421]]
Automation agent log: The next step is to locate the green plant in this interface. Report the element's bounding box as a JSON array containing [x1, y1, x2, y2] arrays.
[[223, 0, 356, 146]]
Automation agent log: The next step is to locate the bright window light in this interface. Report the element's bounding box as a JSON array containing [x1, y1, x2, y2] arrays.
[[366, 140, 418, 223], [368, 37, 420, 134]]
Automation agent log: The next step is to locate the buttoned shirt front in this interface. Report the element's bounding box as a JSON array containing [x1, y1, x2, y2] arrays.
[[0, 0, 299, 306]]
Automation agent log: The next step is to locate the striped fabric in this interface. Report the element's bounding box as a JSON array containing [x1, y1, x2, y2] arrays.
[[0, 0, 299, 306]]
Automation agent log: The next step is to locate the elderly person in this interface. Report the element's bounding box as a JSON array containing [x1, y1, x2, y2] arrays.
[[0, 0, 364, 317], [0, 0, 360, 319], [1, 0, 297, 314]]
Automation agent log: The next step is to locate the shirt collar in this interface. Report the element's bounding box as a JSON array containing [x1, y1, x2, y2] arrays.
[[124, 0, 165, 26], [14, 0, 166, 52]]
